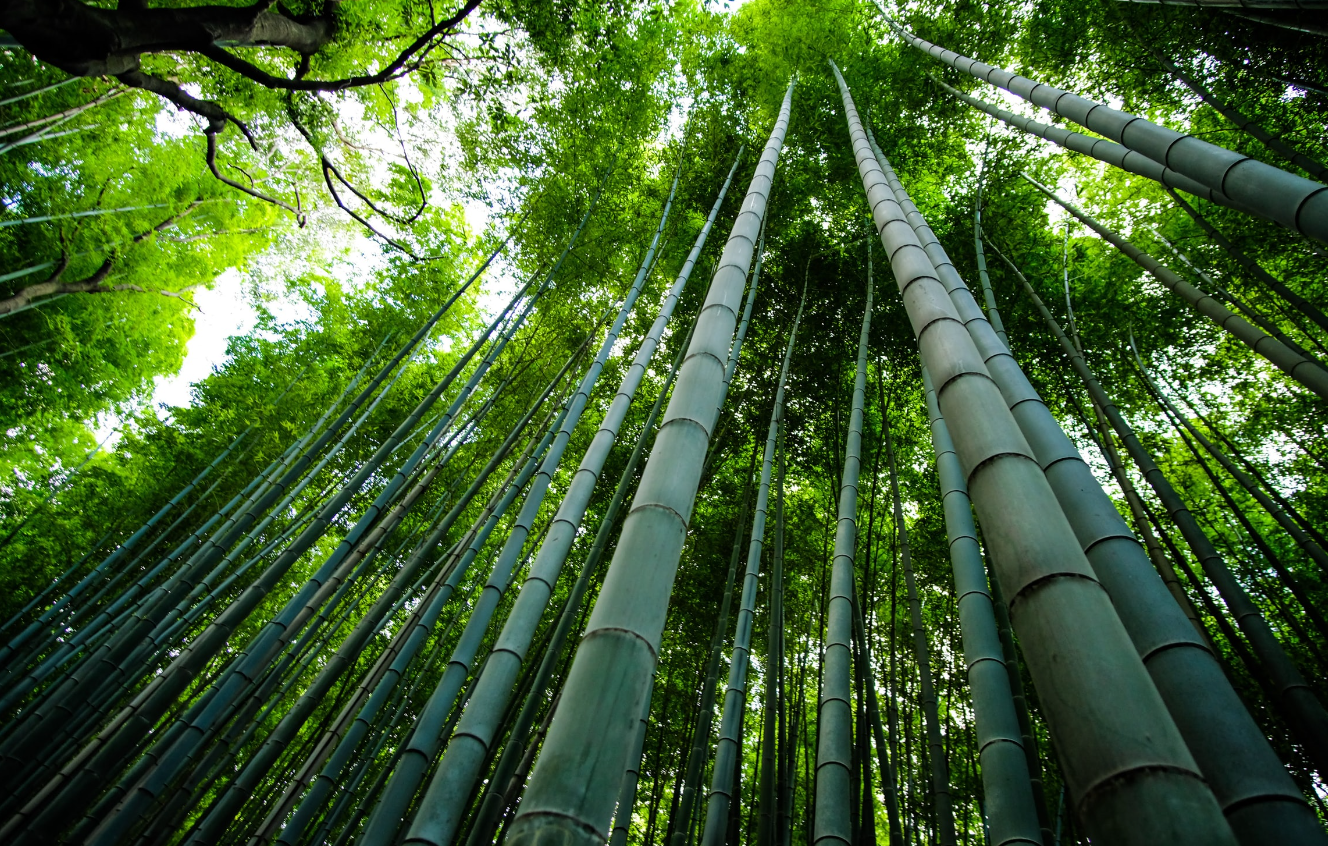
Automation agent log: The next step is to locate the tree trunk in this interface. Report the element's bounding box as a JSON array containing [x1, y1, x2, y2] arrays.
[[881, 408, 959, 846], [918, 363, 1044, 846], [812, 250, 873, 846]]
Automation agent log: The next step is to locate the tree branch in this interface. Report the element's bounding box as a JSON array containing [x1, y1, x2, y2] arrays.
[[196, 0, 481, 91], [205, 131, 305, 224]]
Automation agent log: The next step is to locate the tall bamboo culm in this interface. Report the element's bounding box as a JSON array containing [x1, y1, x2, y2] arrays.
[[700, 276, 808, 846], [881, 408, 958, 846], [399, 149, 744, 846], [919, 364, 1043, 846], [876, 124, 1323, 843], [831, 59, 1237, 846], [503, 79, 796, 846], [812, 255, 873, 846], [1003, 250, 1328, 842], [884, 16, 1328, 244], [357, 175, 677, 846]]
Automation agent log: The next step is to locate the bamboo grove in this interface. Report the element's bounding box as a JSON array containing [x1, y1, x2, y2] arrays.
[[1, 1, 1326, 845]]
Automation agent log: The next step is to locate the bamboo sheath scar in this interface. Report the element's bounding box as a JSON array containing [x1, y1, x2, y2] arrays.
[[620, 205, 766, 846], [812, 257, 873, 846], [1010, 263, 1328, 792], [400, 150, 743, 846], [884, 16, 1328, 244], [832, 61, 1236, 846], [506, 79, 794, 846], [1023, 175, 1328, 402]]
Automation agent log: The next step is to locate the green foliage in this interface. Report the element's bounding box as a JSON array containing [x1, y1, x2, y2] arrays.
[[1, 0, 1327, 842]]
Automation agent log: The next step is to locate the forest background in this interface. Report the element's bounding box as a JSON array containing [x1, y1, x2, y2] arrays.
[[0, 0, 1326, 844]]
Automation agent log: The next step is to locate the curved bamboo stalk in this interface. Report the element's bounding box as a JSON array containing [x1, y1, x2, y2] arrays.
[[1025, 174, 1328, 401], [1147, 228, 1325, 368], [1184, 398, 1328, 555], [832, 59, 1236, 846], [1010, 254, 1328, 816], [0, 222, 519, 756], [175, 342, 592, 846], [812, 254, 874, 846], [502, 79, 794, 846], [1135, 344, 1328, 577], [884, 16, 1328, 244]]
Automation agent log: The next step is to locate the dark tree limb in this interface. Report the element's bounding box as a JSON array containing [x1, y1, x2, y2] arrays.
[[196, 0, 482, 92], [205, 131, 305, 224], [0, 0, 337, 78]]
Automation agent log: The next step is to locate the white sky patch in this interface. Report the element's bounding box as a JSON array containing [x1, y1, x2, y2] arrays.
[[93, 272, 259, 447], [154, 271, 259, 409]]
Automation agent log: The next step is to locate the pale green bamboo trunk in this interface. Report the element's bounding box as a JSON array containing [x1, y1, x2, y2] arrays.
[[503, 80, 795, 846], [877, 133, 1322, 844], [1005, 253, 1328, 842], [832, 59, 1237, 846], [356, 181, 677, 846], [812, 262, 873, 846], [884, 16, 1328, 244], [919, 361, 1043, 846], [700, 276, 807, 846], [882, 410, 958, 846], [399, 151, 745, 846]]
